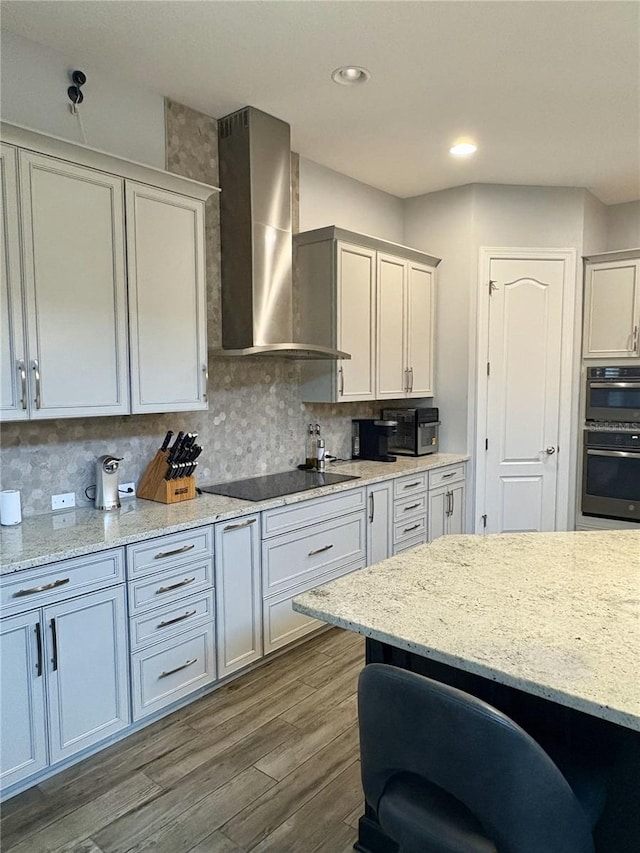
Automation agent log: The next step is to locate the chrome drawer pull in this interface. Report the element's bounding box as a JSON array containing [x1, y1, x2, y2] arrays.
[[17, 360, 27, 409], [440, 472, 456, 479], [403, 481, 421, 489], [224, 518, 257, 532], [154, 544, 195, 560], [308, 544, 334, 556], [32, 359, 41, 409], [14, 578, 70, 597], [404, 503, 420, 511], [403, 523, 421, 533], [159, 658, 197, 679], [156, 577, 196, 594], [157, 609, 198, 629]]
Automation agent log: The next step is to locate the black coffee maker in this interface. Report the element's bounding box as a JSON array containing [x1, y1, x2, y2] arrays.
[[351, 419, 398, 463]]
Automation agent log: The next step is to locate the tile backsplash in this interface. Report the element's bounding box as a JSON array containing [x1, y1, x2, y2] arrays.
[[0, 100, 377, 517]]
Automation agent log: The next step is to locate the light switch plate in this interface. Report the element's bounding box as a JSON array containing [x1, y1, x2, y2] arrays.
[[51, 492, 76, 511]]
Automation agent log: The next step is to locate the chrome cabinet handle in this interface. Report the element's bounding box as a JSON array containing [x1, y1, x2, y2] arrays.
[[308, 544, 334, 557], [159, 658, 197, 679], [32, 359, 41, 409], [541, 447, 556, 455], [14, 578, 70, 597], [157, 609, 197, 629], [17, 360, 27, 409], [632, 324, 639, 353], [202, 363, 208, 402], [450, 490, 455, 516], [409, 367, 414, 392], [156, 576, 196, 594], [338, 365, 344, 395], [403, 523, 421, 533], [403, 481, 421, 489], [403, 368, 409, 393], [404, 502, 420, 511], [445, 491, 451, 516], [440, 471, 455, 479], [50, 618, 58, 671], [35, 622, 43, 677], [154, 544, 195, 560], [224, 518, 256, 532], [369, 493, 375, 523]]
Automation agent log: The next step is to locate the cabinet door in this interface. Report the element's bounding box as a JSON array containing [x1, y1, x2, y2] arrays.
[[0, 145, 29, 421], [407, 261, 435, 397], [337, 242, 376, 400], [19, 151, 129, 418], [584, 261, 640, 359], [377, 253, 408, 399], [0, 611, 48, 790], [367, 482, 393, 565], [215, 515, 262, 678], [126, 183, 208, 413], [428, 486, 447, 542], [44, 586, 129, 765], [447, 483, 466, 535]]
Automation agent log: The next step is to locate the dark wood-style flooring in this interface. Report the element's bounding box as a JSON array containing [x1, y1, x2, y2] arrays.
[[2, 628, 365, 853]]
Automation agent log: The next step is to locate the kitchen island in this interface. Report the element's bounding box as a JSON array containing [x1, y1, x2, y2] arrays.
[[293, 530, 640, 852]]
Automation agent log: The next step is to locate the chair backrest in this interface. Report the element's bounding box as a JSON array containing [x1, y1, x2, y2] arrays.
[[358, 664, 596, 853]]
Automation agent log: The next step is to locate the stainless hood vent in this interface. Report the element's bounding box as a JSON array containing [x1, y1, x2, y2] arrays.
[[212, 107, 349, 360]]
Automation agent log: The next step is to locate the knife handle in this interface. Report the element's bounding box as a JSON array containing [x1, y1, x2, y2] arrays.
[[160, 431, 173, 452], [168, 432, 185, 464]]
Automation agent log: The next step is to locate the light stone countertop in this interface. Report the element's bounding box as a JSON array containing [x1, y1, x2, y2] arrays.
[[293, 530, 640, 730], [0, 453, 467, 575]]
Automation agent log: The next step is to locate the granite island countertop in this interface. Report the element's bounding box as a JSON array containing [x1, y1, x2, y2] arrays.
[[0, 453, 467, 575], [293, 530, 640, 730]]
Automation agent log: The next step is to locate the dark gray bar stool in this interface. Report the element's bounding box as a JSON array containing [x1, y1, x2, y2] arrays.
[[358, 664, 607, 853]]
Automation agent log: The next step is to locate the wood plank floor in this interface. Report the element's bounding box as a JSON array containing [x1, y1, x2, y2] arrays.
[[1, 628, 365, 853]]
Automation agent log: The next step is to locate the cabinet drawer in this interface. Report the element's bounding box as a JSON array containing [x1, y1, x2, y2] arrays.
[[127, 558, 213, 615], [393, 534, 427, 555], [1, 549, 124, 615], [393, 473, 427, 499], [126, 526, 213, 577], [429, 464, 465, 489], [129, 590, 215, 651], [393, 493, 427, 523], [394, 515, 427, 544], [262, 488, 365, 538], [262, 513, 365, 594], [131, 623, 216, 721]]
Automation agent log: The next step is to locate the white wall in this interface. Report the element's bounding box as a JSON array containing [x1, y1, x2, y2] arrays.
[[582, 191, 608, 256], [0, 30, 165, 167], [606, 201, 640, 250], [299, 157, 403, 241]]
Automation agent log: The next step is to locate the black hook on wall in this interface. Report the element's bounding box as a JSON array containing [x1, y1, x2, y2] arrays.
[[67, 70, 87, 106]]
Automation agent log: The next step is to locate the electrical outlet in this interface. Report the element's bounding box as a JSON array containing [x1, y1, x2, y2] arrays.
[[119, 482, 136, 498], [51, 492, 76, 511]]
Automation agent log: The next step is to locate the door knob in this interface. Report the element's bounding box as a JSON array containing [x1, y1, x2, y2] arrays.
[[541, 446, 556, 455]]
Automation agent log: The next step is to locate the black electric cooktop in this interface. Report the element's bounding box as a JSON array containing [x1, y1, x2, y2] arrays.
[[200, 469, 359, 502]]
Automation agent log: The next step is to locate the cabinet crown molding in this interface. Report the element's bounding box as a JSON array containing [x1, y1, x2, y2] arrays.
[[1, 122, 219, 202], [295, 225, 441, 268]]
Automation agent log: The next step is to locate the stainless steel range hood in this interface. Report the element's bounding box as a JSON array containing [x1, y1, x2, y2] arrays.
[[211, 107, 349, 360]]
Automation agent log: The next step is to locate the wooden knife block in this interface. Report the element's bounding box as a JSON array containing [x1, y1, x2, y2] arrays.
[[137, 450, 196, 504]]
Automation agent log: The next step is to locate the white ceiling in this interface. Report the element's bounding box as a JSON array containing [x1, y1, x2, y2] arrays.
[[2, 1, 639, 204]]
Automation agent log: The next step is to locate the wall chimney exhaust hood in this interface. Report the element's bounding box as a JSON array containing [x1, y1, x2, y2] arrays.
[[210, 107, 349, 360]]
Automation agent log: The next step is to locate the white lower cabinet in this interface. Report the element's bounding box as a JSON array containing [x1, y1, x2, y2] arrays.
[[215, 515, 262, 678], [126, 526, 216, 722], [0, 550, 129, 794], [366, 481, 393, 565], [428, 465, 466, 541]]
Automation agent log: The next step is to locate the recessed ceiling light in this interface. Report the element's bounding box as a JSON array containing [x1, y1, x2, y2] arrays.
[[450, 142, 478, 157], [331, 66, 371, 85]]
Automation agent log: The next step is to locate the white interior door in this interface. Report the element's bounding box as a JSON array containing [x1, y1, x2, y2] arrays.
[[480, 253, 572, 533]]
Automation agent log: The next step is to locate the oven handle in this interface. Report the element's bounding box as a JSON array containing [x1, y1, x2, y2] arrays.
[[586, 449, 640, 458], [588, 382, 640, 389]]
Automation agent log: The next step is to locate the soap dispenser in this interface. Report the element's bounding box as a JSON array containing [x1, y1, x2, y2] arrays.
[[95, 455, 123, 510]]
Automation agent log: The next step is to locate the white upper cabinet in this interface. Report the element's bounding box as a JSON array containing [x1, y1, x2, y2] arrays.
[[296, 227, 439, 404], [19, 151, 129, 418], [583, 256, 640, 359], [126, 183, 208, 413], [0, 123, 217, 421], [0, 144, 28, 421]]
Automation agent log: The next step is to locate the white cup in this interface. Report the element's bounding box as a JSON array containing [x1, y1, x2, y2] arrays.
[[0, 490, 22, 526]]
